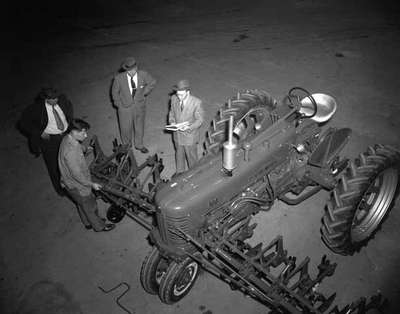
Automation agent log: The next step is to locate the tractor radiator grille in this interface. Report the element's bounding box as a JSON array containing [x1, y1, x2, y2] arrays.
[[163, 214, 191, 246]]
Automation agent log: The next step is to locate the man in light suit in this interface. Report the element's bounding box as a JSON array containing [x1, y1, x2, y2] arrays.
[[168, 79, 204, 174], [112, 57, 156, 153]]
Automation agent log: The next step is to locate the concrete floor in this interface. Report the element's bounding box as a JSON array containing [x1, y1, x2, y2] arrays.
[[2, 0, 400, 313]]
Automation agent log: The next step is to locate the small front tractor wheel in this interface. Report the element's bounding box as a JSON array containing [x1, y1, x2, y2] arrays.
[[321, 145, 400, 255], [140, 247, 169, 294], [106, 205, 126, 223], [158, 257, 199, 304]]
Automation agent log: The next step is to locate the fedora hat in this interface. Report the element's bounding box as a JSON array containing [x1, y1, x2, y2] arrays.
[[121, 57, 137, 70], [40, 87, 60, 99], [175, 79, 190, 91]]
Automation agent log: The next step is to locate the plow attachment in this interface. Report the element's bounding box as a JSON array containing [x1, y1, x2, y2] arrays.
[[89, 136, 164, 229]]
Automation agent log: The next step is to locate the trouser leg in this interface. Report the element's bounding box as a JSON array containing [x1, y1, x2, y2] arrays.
[[184, 144, 198, 169], [40, 135, 64, 194], [175, 144, 186, 173], [81, 194, 105, 231], [67, 189, 105, 231], [76, 201, 91, 227], [117, 107, 134, 145], [133, 105, 146, 148]]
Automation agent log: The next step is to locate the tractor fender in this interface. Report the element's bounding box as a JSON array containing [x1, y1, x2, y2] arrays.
[[308, 127, 352, 168]]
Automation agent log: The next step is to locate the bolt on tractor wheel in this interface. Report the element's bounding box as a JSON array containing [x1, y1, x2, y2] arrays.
[[321, 145, 400, 255], [140, 247, 169, 294], [158, 257, 199, 304]]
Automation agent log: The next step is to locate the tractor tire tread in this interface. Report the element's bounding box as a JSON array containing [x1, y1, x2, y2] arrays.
[[321, 145, 400, 255]]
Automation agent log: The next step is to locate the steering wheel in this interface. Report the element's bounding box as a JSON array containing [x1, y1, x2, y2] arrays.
[[288, 87, 318, 119]]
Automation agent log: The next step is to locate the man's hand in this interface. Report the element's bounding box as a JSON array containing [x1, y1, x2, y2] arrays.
[[41, 132, 50, 140], [92, 183, 102, 191], [180, 124, 192, 132], [84, 146, 94, 155]]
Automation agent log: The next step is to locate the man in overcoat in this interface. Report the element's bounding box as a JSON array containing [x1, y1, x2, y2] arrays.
[[19, 87, 73, 195], [111, 57, 156, 153], [168, 79, 204, 174]]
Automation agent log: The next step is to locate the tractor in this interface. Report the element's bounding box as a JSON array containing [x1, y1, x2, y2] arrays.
[[90, 87, 399, 313]]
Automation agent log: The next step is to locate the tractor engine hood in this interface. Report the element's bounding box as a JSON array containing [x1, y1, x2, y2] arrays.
[[154, 143, 288, 224], [155, 154, 231, 220]]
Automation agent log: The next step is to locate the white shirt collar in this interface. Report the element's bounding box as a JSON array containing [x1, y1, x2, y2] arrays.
[[45, 100, 59, 108], [180, 93, 190, 105], [127, 72, 137, 80]]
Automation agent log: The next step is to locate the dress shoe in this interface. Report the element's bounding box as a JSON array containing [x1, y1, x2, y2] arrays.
[[136, 147, 149, 154], [171, 172, 182, 179], [85, 225, 92, 230], [102, 223, 115, 232]]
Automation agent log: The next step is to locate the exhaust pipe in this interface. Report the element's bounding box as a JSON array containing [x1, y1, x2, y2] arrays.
[[223, 111, 238, 176]]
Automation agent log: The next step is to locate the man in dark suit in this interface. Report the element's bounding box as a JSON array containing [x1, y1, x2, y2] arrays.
[[19, 87, 73, 195], [111, 57, 156, 153]]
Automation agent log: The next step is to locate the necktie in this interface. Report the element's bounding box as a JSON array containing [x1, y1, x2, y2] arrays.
[[130, 76, 136, 97], [180, 100, 184, 111], [52, 106, 65, 131]]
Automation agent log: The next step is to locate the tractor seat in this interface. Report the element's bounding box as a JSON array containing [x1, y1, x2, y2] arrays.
[[299, 93, 337, 123]]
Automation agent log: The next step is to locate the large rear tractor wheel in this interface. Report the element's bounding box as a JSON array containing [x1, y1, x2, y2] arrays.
[[140, 247, 169, 294], [321, 145, 400, 255], [158, 257, 199, 304], [204, 90, 276, 155]]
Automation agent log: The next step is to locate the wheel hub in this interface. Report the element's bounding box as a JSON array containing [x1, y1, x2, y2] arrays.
[[155, 259, 168, 284], [351, 168, 398, 242], [173, 262, 198, 296]]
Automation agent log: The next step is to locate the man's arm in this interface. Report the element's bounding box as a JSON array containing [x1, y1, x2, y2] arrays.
[[18, 103, 42, 155], [189, 100, 204, 130], [143, 71, 156, 96], [64, 150, 95, 189], [111, 76, 122, 108], [168, 96, 177, 124], [58, 94, 74, 122]]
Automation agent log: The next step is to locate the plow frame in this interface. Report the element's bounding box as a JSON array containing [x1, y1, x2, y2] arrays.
[[89, 136, 164, 229]]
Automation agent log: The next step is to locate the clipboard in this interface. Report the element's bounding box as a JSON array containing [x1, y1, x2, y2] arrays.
[[165, 121, 190, 131]]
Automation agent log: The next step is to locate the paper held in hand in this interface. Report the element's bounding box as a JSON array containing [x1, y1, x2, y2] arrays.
[[165, 121, 190, 131]]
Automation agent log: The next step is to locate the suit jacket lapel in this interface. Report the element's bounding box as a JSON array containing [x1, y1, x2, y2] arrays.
[[40, 100, 49, 128], [179, 95, 192, 121], [137, 71, 144, 87], [122, 73, 131, 96], [185, 95, 194, 113]]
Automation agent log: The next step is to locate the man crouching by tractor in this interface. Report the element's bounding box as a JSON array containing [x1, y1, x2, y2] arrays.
[[58, 119, 115, 232], [168, 79, 204, 175]]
